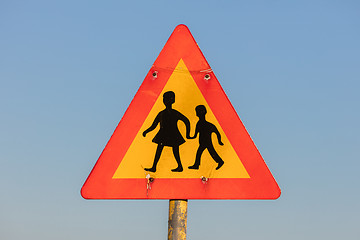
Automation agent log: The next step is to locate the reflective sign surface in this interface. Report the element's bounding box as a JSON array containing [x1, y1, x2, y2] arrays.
[[81, 25, 280, 199]]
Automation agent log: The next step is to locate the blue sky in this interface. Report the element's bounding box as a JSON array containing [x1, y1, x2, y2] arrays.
[[1, 1, 359, 239]]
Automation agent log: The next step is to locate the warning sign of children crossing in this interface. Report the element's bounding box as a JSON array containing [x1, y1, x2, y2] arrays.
[[81, 25, 280, 199]]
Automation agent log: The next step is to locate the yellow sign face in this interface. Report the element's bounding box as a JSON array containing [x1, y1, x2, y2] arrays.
[[113, 59, 250, 179]]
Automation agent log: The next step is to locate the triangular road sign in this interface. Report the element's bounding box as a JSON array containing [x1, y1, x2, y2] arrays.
[[81, 24, 280, 199]]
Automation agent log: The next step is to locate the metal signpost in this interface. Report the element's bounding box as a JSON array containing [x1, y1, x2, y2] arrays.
[[168, 200, 188, 240]]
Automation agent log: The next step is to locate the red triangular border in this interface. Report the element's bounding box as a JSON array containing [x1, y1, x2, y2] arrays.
[[81, 24, 281, 199]]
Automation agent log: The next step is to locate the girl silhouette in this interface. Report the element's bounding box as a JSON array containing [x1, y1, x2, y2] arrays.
[[143, 91, 190, 172]]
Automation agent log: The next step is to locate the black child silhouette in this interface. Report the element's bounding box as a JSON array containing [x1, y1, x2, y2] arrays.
[[188, 105, 224, 170], [143, 91, 191, 172]]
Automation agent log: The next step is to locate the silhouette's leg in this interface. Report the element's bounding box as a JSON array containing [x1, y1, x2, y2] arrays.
[[188, 145, 206, 169], [171, 146, 183, 172], [208, 145, 224, 170], [145, 145, 164, 172]]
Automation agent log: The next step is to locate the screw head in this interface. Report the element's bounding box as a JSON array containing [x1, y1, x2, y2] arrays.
[[152, 71, 158, 78]]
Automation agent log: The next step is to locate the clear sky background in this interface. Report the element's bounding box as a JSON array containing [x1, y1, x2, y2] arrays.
[[1, 1, 359, 239]]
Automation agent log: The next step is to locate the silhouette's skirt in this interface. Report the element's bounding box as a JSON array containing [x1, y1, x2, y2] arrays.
[[152, 129, 185, 147]]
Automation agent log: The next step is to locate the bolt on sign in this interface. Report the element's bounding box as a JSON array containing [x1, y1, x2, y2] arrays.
[[81, 25, 281, 199]]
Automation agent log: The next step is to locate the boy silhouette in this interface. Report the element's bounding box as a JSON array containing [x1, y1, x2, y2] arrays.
[[188, 105, 224, 170], [143, 91, 190, 172]]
